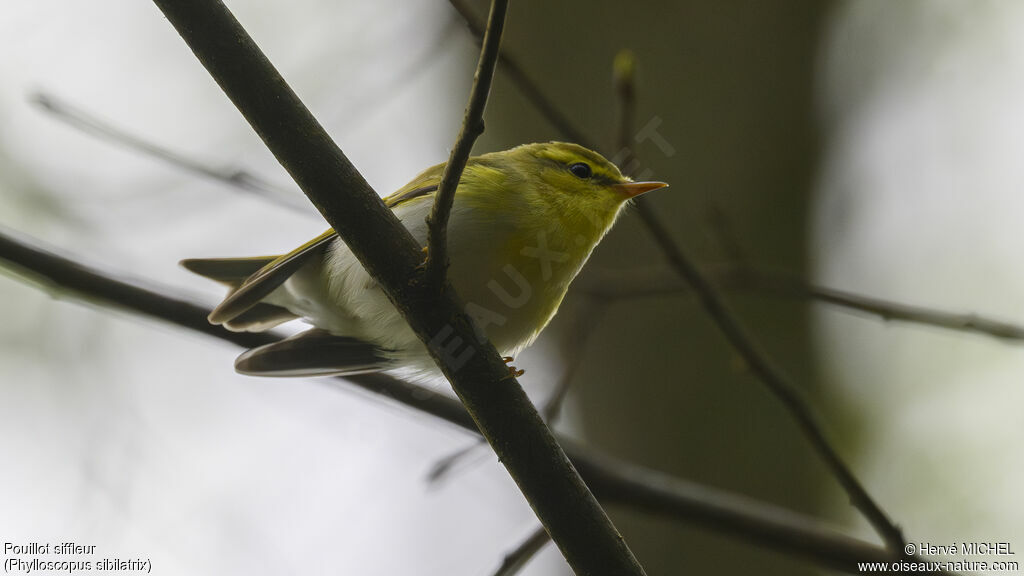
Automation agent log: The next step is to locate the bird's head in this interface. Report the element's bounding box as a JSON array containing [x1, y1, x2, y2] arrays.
[[496, 141, 668, 235]]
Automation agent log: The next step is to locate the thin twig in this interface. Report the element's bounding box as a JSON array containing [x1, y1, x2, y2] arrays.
[[424, 0, 508, 288], [149, 1, 648, 574], [490, 525, 552, 576], [613, 49, 637, 166], [728, 268, 1024, 342], [328, 12, 462, 134], [582, 264, 1024, 344], [0, 227, 956, 575], [611, 51, 905, 552], [704, 201, 749, 266], [425, 438, 485, 484], [637, 202, 907, 552], [542, 300, 609, 424], [33, 15, 460, 210], [30, 92, 310, 214], [31, 91, 1013, 347], [446, 0, 593, 148]]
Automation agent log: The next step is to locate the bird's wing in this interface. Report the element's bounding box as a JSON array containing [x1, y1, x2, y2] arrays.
[[381, 160, 445, 207], [233, 328, 389, 376], [384, 183, 438, 207], [202, 229, 337, 325], [189, 166, 446, 327]]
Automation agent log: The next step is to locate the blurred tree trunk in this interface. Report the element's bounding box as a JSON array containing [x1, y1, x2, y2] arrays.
[[479, 1, 835, 573]]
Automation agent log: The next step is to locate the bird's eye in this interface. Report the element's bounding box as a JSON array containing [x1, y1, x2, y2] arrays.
[[569, 162, 592, 179]]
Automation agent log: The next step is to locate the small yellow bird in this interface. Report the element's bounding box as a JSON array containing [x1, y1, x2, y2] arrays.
[[182, 142, 667, 377]]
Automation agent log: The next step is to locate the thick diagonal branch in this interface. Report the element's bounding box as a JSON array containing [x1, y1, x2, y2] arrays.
[[148, 1, 645, 574]]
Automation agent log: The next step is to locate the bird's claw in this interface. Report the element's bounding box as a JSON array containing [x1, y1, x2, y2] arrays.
[[501, 356, 524, 379], [415, 245, 430, 273]]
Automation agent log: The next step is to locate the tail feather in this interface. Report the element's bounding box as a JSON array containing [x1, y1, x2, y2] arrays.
[[223, 302, 299, 332], [180, 257, 276, 290], [234, 328, 390, 377]]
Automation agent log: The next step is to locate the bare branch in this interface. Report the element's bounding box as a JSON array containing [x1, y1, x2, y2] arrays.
[[489, 525, 551, 576], [583, 264, 1024, 344], [540, 347, 585, 424], [727, 268, 1024, 342], [704, 200, 750, 265], [637, 204, 906, 551], [0, 226, 958, 574], [579, 449, 956, 576], [424, 0, 508, 287], [0, 231, 265, 348], [30, 92, 310, 214], [148, 1, 647, 574], [611, 54, 905, 553], [542, 300, 610, 424], [425, 439, 486, 484], [446, 0, 593, 149]]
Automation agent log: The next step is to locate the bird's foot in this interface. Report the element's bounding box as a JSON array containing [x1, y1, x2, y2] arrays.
[[502, 356, 524, 379], [415, 245, 431, 273]]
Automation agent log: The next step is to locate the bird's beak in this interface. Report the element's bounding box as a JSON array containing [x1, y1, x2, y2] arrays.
[[616, 181, 669, 198]]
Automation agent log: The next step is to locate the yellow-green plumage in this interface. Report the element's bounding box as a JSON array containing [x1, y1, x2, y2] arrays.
[[182, 142, 667, 377]]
